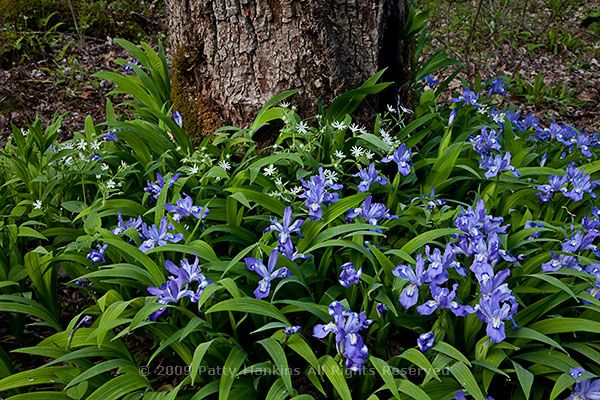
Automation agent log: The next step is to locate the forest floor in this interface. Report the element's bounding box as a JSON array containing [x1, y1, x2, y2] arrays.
[[420, 0, 600, 131], [0, 0, 599, 139]]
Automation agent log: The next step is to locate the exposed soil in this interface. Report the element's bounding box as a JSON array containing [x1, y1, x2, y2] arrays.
[[421, 0, 600, 131]]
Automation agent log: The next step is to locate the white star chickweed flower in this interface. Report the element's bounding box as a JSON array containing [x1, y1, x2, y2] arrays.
[[331, 121, 347, 130], [33, 200, 42, 210], [106, 180, 116, 189], [399, 105, 414, 115], [350, 145, 364, 158], [349, 123, 361, 134], [365, 150, 375, 160], [323, 169, 339, 183], [90, 140, 101, 151], [296, 121, 309, 134], [218, 160, 231, 171], [334, 150, 346, 160], [189, 164, 200, 175], [289, 186, 303, 195], [100, 163, 110, 171], [263, 164, 277, 176], [76, 139, 87, 151]]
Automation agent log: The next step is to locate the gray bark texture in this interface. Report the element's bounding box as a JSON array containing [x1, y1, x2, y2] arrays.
[[166, 0, 410, 136]]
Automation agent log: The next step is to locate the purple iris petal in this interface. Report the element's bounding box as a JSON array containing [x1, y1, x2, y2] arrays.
[[139, 216, 184, 252], [245, 249, 290, 300], [417, 331, 435, 352], [381, 144, 412, 176], [299, 168, 342, 221], [165, 194, 209, 221], [264, 206, 305, 260], [86, 243, 108, 263], [339, 262, 362, 288], [353, 163, 387, 192], [312, 301, 372, 372]]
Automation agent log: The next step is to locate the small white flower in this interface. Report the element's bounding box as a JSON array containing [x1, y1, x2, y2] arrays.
[[263, 164, 277, 176], [334, 150, 346, 160], [95, 174, 101, 179], [120, 160, 128, 169], [350, 145, 364, 158], [359, 127, 368, 135], [268, 191, 282, 198], [279, 102, 290, 108], [332, 121, 347, 130], [387, 104, 397, 114], [323, 169, 339, 183], [477, 107, 488, 115], [349, 123, 361, 133], [100, 163, 110, 171], [492, 113, 505, 124], [289, 186, 303, 195], [380, 130, 394, 146], [61, 143, 73, 150], [365, 150, 375, 160], [106, 179, 116, 189], [33, 200, 42, 210], [296, 121, 309, 134], [176, 146, 182, 151], [76, 139, 87, 151], [218, 160, 231, 171], [274, 177, 283, 186], [399, 105, 414, 114], [189, 164, 200, 175], [90, 140, 101, 151], [63, 156, 73, 166]]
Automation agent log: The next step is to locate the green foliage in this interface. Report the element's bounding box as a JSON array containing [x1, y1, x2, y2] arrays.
[[1, 31, 600, 400]]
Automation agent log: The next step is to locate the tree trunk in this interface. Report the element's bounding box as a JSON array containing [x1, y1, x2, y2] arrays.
[[166, 0, 410, 136]]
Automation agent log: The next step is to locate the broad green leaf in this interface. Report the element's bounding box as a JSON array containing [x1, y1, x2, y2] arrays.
[[206, 298, 290, 324], [219, 347, 246, 400], [449, 362, 485, 400], [259, 338, 293, 395], [320, 356, 352, 400], [370, 356, 401, 399]]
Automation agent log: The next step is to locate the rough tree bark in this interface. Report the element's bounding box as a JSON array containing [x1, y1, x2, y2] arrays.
[[166, 0, 410, 136]]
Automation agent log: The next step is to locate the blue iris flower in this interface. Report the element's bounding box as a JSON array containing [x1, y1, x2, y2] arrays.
[[451, 87, 482, 107], [166, 194, 209, 221], [381, 144, 412, 176], [339, 262, 362, 288], [144, 172, 181, 201], [264, 206, 306, 260], [417, 331, 435, 352], [567, 379, 600, 400], [112, 212, 143, 235], [245, 249, 290, 300], [417, 283, 471, 317], [393, 255, 427, 309], [353, 163, 387, 192], [86, 243, 108, 263], [480, 152, 520, 179], [173, 111, 183, 128], [346, 196, 398, 232], [139, 217, 184, 252], [299, 168, 342, 221], [313, 301, 373, 372]]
